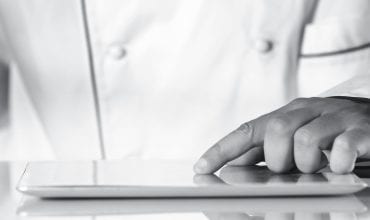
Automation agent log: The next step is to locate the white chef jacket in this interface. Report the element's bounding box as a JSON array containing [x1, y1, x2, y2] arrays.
[[0, 0, 369, 161]]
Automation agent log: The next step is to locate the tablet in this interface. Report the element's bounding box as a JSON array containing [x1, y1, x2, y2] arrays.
[[17, 160, 367, 198], [17, 196, 366, 216]]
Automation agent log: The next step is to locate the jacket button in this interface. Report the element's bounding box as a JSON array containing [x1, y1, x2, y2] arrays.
[[253, 39, 273, 53], [107, 44, 127, 60]]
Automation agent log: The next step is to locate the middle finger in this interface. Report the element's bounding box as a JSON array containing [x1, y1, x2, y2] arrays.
[[264, 108, 319, 173]]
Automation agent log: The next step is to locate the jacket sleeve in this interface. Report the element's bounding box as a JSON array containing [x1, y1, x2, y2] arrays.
[[319, 73, 370, 99]]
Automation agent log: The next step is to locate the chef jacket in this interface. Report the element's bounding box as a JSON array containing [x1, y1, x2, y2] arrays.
[[0, 0, 369, 160]]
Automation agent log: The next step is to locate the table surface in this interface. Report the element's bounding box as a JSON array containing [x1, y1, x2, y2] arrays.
[[3, 161, 370, 220]]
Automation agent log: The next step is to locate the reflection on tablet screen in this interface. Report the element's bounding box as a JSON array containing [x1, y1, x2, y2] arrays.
[[194, 166, 328, 186]]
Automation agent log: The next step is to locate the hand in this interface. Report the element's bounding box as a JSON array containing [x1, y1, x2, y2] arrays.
[[194, 97, 370, 174]]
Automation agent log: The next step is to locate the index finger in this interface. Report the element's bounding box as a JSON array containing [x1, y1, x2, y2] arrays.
[[193, 116, 269, 174]]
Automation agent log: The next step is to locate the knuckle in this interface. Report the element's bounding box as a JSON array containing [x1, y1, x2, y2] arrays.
[[340, 99, 357, 107], [237, 122, 253, 136], [329, 97, 364, 109], [287, 97, 322, 110], [352, 126, 370, 136], [290, 97, 320, 105], [333, 135, 353, 152], [294, 127, 316, 147], [344, 106, 364, 114], [339, 105, 368, 118], [290, 97, 307, 104], [266, 114, 292, 134], [289, 98, 308, 107]]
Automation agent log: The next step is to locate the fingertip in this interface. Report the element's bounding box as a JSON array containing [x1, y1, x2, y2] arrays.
[[193, 158, 211, 174], [192, 174, 207, 184], [266, 162, 293, 174], [295, 151, 327, 174], [296, 165, 317, 174], [330, 164, 354, 174], [330, 139, 358, 174], [330, 151, 357, 174], [193, 174, 224, 185], [330, 160, 355, 174]]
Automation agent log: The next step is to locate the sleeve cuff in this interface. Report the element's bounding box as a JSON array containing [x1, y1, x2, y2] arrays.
[[319, 73, 370, 99]]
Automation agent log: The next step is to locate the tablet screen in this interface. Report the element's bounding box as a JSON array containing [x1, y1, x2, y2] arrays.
[[19, 160, 358, 186], [17, 160, 366, 198]]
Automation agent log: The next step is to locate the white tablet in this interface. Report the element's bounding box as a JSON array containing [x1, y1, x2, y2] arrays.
[[17, 196, 367, 216], [17, 160, 367, 198]]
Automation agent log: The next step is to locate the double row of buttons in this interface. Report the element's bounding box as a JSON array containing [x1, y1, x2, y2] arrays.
[[106, 38, 273, 60]]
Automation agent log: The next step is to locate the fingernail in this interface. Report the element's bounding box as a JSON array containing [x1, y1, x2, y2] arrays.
[[194, 158, 208, 174]]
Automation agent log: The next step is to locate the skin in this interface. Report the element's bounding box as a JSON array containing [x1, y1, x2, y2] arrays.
[[194, 97, 370, 174]]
